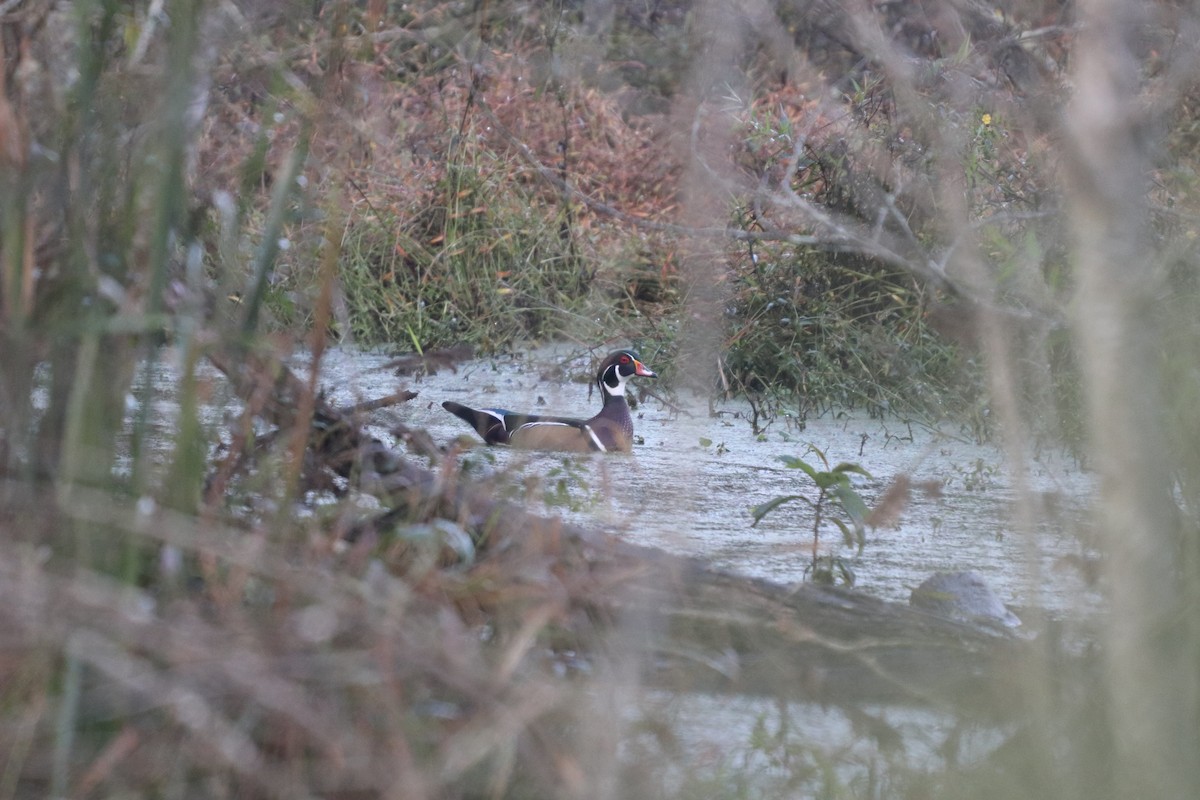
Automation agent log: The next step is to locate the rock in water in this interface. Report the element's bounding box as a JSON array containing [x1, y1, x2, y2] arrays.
[[910, 570, 1022, 631]]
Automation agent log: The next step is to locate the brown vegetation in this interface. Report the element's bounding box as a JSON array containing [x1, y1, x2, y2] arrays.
[[4, 0, 1200, 797]]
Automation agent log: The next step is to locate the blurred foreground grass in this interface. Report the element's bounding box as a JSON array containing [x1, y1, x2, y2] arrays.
[[4, 1, 1200, 798]]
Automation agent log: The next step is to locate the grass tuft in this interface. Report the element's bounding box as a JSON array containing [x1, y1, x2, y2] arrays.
[[336, 160, 590, 350]]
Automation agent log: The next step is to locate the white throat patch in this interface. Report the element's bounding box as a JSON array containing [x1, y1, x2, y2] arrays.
[[600, 365, 628, 397]]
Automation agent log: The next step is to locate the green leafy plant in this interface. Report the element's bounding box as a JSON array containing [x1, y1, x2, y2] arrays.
[[543, 457, 594, 510], [750, 446, 871, 585]]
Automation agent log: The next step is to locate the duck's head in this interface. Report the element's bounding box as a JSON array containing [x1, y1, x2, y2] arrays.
[[596, 349, 656, 398]]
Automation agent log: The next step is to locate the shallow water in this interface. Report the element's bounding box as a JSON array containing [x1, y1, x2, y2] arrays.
[[310, 344, 1099, 619], [127, 343, 1100, 789], [306, 343, 1102, 790]]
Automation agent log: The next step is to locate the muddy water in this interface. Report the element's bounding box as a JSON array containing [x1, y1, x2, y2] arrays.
[[313, 344, 1099, 619]]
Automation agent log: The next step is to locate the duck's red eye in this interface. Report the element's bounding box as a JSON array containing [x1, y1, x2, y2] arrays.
[[619, 355, 630, 364]]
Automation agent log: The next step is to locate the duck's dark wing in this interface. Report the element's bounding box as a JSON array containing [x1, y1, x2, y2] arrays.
[[442, 401, 514, 444], [443, 402, 595, 446], [498, 411, 606, 450], [500, 412, 591, 431]]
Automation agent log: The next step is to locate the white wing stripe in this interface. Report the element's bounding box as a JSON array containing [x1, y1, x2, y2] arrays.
[[583, 424, 607, 452]]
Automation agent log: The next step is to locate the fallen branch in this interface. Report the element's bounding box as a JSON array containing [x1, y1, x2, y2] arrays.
[[338, 389, 419, 416]]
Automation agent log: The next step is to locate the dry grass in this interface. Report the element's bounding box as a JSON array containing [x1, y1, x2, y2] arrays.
[[5, 0, 1200, 798]]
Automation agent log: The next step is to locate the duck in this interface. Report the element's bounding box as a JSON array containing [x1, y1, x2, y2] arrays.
[[442, 349, 656, 453]]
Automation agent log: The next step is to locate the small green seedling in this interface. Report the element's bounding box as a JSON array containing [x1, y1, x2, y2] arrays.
[[750, 445, 871, 585]]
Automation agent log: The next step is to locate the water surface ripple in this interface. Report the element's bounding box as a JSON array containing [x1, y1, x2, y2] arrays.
[[311, 345, 1099, 619]]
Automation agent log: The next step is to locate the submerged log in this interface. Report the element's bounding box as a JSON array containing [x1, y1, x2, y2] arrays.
[[616, 557, 1022, 709]]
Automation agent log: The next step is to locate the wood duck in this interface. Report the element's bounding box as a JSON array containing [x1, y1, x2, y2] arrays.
[[442, 349, 656, 453]]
